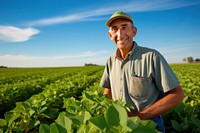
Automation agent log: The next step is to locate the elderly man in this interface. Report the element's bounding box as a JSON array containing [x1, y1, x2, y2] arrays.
[[100, 11, 184, 132]]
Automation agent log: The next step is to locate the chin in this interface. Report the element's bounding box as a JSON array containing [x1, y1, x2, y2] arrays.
[[118, 45, 126, 50]]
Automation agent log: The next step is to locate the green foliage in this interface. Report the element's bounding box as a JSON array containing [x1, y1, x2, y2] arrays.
[[163, 64, 200, 133], [39, 92, 158, 133], [0, 66, 104, 132], [1, 64, 200, 132]]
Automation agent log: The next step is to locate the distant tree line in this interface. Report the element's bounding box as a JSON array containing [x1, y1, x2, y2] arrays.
[[183, 57, 200, 63], [0, 65, 8, 68], [84, 63, 99, 66]]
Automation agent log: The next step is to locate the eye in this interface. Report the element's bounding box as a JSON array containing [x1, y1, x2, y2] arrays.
[[121, 25, 128, 30], [111, 27, 118, 33], [112, 27, 117, 32]]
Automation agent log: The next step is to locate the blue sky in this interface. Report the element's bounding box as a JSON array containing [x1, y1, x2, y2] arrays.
[[0, 0, 200, 67]]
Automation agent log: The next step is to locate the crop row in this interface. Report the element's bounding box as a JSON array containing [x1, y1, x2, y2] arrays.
[[0, 67, 96, 116], [0, 67, 85, 85], [37, 64, 200, 133], [0, 66, 104, 132], [163, 64, 200, 132], [0, 64, 200, 133]]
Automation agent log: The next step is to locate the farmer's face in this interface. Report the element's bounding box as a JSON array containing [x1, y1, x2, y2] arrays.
[[108, 19, 137, 50]]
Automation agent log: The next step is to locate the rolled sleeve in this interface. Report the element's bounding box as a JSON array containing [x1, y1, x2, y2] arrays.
[[153, 51, 180, 93]]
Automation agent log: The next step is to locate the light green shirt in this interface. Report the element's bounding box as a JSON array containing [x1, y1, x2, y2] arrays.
[[100, 42, 180, 111]]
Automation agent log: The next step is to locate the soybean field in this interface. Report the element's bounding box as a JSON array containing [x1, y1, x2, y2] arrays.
[[0, 64, 199, 133]]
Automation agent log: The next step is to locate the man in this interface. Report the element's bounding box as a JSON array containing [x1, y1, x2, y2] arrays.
[[100, 11, 184, 132]]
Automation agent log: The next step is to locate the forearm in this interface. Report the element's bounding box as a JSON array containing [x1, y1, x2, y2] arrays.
[[129, 86, 184, 120]]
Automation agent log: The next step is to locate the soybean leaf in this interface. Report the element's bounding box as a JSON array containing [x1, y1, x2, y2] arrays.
[[90, 116, 107, 130], [132, 127, 157, 133], [105, 104, 120, 126], [56, 112, 72, 132], [191, 116, 200, 127], [174, 102, 184, 114], [0, 119, 6, 126], [49, 123, 67, 133], [105, 104, 128, 127], [81, 111, 91, 124], [39, 124, 49, 133], [171, 120, 183, 132], [4, 112, 20, 126]]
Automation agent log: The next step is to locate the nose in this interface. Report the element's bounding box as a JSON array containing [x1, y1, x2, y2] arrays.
[[116, 29, 124, 40]]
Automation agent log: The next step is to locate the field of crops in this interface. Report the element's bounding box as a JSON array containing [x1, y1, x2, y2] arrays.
[[0, 64, 199, 133]]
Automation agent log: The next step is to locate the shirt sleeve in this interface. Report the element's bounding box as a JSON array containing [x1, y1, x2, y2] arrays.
[[100, 60, 111, 89], [153, 51, 180, 93]]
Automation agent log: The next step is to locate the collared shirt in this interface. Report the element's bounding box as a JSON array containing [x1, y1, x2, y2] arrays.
[[100, 42, 180, 111]]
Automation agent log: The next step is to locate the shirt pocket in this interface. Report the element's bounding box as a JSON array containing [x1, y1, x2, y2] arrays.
[[129, 75, 149, 98]]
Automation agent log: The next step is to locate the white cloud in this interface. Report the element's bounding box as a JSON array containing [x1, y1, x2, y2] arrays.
[[0, 50, 110, 67], [157, 47, 187, 54], [155, 44, 200, 63], [27, 0, 200, 26], [0, 26, 40, 42]]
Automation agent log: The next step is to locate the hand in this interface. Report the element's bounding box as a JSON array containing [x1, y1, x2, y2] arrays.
[[127, 111, 139, 117], [127, 110, 150, 120]]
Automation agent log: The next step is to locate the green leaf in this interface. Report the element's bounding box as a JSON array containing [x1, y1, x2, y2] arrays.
[[41, 100, 46, 106], [105, 104, 120, 126], [56, 112, 72, 132], [29, 109, 35, 117], [171, 120, 183, 132], [127, 117, 156, 130], [0, 119, 7, 126], [49, 123, 67, 133], [83, 92, 97, 102], [4, 112, 20, 126], [127, 118, 139, 129], [15, 102, 24, 110], [40, 106, 48, 113], [133, 127, 157, 133], [105, 103, 128, 127], [90, 116, 107, 130], [22, 101, 31, 108], [114, 104, 128, 126], [29, 119, 40, 129], [81, 111, 91, 124], [191, 116, 200, 127], [39, 124, 50, 133], [77, 124, 99, 133], [174, 102, 185, 114]]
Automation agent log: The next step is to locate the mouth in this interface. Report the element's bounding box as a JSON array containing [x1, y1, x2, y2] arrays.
[[117, 36, 129, 44]]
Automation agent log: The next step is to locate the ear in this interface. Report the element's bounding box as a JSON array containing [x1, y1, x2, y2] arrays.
[[108, 31, 112, 39], [133, 27, 137, 37]]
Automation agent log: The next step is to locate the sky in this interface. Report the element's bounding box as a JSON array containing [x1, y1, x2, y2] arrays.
[[0, 0, 200, 67]]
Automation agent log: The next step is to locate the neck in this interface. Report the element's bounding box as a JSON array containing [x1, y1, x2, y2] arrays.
[[119, 42, 134, 60]]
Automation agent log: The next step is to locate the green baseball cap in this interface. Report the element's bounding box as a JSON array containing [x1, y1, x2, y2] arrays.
[[106, 11, 133, 27]]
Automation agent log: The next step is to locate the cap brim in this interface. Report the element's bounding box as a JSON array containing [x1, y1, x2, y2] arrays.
[[106, 15, 132, 27]]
